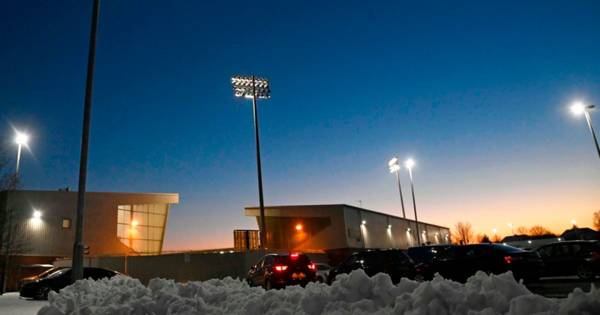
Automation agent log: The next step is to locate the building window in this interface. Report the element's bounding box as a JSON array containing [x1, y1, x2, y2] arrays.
[[62, 218, 71, 229], [117, 204, 167, 255]]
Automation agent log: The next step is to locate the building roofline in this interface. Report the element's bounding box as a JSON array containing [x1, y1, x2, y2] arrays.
[[3, 189, 179, 196]]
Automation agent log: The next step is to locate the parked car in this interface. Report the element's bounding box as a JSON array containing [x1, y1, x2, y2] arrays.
[[246, 253, 317, 289], [406, 245, 453, 280], [20, 267, 120, 300], [314, 263, 330, 283], [425, 244, 543, 283], [327, 249, 422, 284], [18, 266, 66, 289], [535, 240, 600, 280]]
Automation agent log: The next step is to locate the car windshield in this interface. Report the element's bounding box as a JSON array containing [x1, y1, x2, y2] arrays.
[[44, 268, 69, 279]]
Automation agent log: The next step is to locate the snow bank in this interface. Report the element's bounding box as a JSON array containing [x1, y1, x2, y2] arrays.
[[38, 271, 599, 315]]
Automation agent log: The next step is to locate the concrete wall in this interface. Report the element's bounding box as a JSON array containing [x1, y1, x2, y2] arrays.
[[56, 251, 329, 284], [1, 190, 178, 257]]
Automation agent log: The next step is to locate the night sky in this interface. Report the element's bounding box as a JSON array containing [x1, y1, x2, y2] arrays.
[[2, 1, 600, 250]]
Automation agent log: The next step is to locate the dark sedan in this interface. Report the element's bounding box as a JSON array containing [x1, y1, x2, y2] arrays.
[[20, 267, 120, 300], [535, 240, 600, 280], [424, 244, 543, 283], [327, 249, 422, 284], [247, 253, 317, 289]]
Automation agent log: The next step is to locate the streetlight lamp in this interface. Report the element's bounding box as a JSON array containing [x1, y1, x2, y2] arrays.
[[388, 157, 406, 218], [72, 0, 101, 283], [405, 158, 420, 244], [14, 131, 29, 174], [231, 75, 271, 249], [570, 101, 600, 159]]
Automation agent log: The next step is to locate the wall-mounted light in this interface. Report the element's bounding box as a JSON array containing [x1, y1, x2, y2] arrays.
[[361, 220, 366, 226], [32, 210, 42, 219], [295, 223, 303, 231]]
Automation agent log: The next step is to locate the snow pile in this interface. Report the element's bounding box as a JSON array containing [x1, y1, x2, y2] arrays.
[[38, 271, 599, 315]]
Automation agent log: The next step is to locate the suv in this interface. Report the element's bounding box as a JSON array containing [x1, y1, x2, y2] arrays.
[[407, 245, 453, 280], [246, 253, 317, 289], [327, 249, 421, 284], [535, 240, 600, 280], [427, 244, 543, 282]]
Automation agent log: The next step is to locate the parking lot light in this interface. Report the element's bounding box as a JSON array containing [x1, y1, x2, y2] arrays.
[[569, 101, 600, 159]]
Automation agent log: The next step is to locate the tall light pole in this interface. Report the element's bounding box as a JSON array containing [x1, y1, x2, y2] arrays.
[[388, 157, 406, 218], [570, 101, 600, 159], [14, 131, 29, 175], [72, 0, 100, 283], [231, 75, 270, 249], [405, 158, 420, 245]]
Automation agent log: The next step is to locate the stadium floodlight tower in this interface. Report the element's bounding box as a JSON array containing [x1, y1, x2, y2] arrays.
[[231, 75, 271, 249], [569, 101, 600, 160], [405, 158, 421, 244], [388, 157, 406, 218]]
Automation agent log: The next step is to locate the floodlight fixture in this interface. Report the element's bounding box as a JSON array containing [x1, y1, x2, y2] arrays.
[[231, 74, 272, 249], [32, 210, 42, 219], [15, 131, 29, 146], [231, 75, 271, 99], [568, 100, 599, 159]]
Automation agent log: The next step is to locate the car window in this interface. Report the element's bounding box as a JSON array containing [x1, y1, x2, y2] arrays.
[[264, 256, 274, 266]]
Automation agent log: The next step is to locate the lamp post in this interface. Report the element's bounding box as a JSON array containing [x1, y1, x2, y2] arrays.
[[14, 131, 29, 175], [72, 0, 100, 283], [405, 158, 420, 244], [388, 157, 406, 218], [231, 75, 270, 249], [570, 101, 600, 159]]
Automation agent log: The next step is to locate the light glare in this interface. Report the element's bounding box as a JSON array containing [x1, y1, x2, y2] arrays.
[[570, 101, 586, 116], [32, 210, 42, 219], [15, 131, 29, 146], [404, 158, 415, 169]]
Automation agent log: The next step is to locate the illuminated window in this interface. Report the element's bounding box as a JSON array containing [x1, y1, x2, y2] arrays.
[[62, 218, 71, 229], [117, 204, 167, 255]]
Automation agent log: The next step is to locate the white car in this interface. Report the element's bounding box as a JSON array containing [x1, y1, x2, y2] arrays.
[[315, 263, 330, 283]]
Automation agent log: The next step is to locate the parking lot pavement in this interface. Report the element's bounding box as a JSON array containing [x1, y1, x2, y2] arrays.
[[526, 277, 600, 298], [0, 292, 47, 315]]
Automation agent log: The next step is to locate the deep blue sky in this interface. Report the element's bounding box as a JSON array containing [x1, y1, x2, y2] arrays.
[[2, 1, 600, 249]]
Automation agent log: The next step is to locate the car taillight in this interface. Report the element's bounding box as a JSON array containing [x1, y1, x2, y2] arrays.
[[274, 265, 288, 272], [504, 255, 523, 264], [290, 253, 300, 259], [308, 263, 316, 270], [591, 251, 600, 258]]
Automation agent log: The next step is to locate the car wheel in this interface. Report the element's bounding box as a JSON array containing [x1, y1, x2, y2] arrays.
[[414, 273, 425, 282], [264, 278, 272, 290], [576, 264, 594, 280], [35, 286, 50, 300]]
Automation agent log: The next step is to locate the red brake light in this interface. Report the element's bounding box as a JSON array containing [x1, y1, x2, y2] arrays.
[[504, 256, 513, 264], [274, 265, 288, 272], [290, 253, 299, 259], [308, 263, 316, 270]]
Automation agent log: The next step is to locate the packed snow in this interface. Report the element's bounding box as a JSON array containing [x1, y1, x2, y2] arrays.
[[38, 270, 599, 315]]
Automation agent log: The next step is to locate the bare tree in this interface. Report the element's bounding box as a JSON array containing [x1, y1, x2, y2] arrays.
[[452, 222, 474, 245], [477, 234, 491, 243], [593, 211, 600, 231], [516, 226, 529, 235], [529, 225, 553, 236], [0, 152, 25, 294]]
